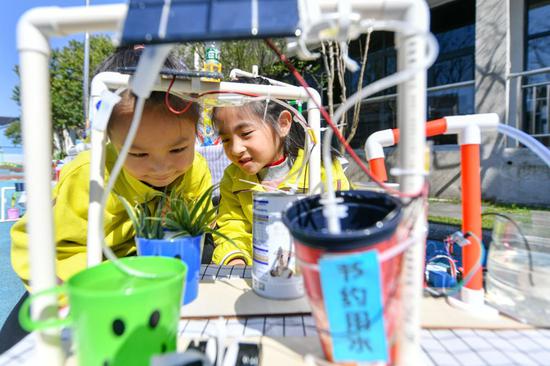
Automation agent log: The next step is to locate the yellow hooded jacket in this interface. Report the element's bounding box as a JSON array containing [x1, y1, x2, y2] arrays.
[[11, 144, 212, 287], [213, 150, 350, 265]]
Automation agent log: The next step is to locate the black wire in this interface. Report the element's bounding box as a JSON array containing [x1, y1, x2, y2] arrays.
[[481, 212, 535, 286]]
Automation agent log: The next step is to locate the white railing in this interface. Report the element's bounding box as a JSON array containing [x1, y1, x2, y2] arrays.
[[507, 66, 550, 146], [361, 80, 475, 104]]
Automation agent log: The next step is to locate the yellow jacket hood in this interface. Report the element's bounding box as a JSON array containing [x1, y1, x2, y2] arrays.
[[11, 144, 212, 288]]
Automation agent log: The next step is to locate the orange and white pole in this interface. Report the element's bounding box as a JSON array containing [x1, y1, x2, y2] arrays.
[[445, 114, 499, 305], [364, 113, 500, 306], [365, 129, 396, 181], [460, 141, 483, 294], [365, 118, 448, 181]]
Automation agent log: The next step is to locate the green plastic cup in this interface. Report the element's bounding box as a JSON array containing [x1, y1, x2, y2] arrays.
[[19, 256, 186, 366]]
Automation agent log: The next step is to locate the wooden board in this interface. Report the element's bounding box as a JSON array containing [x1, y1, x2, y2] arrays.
[[182, 279, 531, 330], [181, 278, 311, 318], [421, 297, 531, 329]]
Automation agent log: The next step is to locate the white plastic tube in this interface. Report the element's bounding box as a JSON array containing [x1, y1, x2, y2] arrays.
[[498, 124, 550, 167], [321, 20, 438, 235], [317, 5, 436, 365], [130, 44, 175, 98], [16, 4, 127, 365]]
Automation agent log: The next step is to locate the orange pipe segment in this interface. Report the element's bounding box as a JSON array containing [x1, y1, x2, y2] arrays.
[[460, 143, 483, 291], [391, 118, 447, 144], [426, 118, 447, 137], [392, 128, 400, 144], [369, 157, 388, 182]]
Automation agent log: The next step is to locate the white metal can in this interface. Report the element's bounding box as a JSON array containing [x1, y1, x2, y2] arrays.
[[252, 192, 305, 299]]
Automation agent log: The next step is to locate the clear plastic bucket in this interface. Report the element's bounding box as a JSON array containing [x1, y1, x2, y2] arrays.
[[486, 214, 550, 326]]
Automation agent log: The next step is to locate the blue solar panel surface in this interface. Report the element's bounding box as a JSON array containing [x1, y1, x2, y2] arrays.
[[121, 0, 300, 45]]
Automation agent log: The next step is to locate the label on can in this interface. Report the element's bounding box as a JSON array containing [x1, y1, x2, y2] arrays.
[[252, 192, 304, 299]]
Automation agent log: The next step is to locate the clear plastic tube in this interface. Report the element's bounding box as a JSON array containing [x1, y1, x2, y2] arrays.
[[497, 124, 550, 167]]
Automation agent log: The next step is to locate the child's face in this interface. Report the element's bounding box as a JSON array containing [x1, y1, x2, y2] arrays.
[[110, 107, 196, 188], [216, 107, 291, 175]]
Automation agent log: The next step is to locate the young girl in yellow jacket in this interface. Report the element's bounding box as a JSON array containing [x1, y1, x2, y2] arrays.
[[10, 47, 212, 289], [212, 77, 350, 266]]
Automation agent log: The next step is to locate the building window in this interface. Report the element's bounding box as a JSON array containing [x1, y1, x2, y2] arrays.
[[346, 0, 475, 148], [523, 0, 550, 146]]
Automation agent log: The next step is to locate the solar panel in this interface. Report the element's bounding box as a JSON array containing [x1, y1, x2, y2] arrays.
[[121, 0, 300, 45]]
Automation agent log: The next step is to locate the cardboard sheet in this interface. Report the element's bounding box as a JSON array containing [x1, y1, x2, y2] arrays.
[[421, 297, 531, 329], [182, 279, 531, 330], [181, 278, 311, 318]]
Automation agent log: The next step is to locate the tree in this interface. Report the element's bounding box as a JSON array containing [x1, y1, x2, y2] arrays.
[[174, 39, 290, 79], [175, 39, 371, 152], [4, 120, 21, 145], [8, 36, 114, 155], [321, 33, 372, 152]]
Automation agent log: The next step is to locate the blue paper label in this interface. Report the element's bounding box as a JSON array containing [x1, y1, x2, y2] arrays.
[[319, 250, 388, 363]]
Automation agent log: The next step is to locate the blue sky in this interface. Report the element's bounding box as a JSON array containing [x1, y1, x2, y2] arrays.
[[0, 1, 123, 118]]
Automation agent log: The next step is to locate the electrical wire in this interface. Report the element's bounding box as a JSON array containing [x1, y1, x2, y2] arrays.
[[424, 231, 484, 298], [425, 254, 458, 280], [165, 76, 195, 115], [265, 39, 431, 201], [99, 96, 170, 279]]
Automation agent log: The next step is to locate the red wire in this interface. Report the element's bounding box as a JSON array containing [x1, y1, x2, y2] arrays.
[[264, 39, 425, 199], [198, 90, 259, 98], [164, 76, 194, 115]]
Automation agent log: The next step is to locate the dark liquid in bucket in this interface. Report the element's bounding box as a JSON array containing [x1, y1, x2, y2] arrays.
[[283, 190, 403, 364]]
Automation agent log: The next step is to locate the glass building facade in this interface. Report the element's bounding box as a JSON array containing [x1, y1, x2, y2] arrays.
[[524, 0, 550, 145], [345, 0, 476, 148]]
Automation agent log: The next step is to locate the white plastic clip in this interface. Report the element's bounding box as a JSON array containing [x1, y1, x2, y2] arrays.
[[251, 0, 259, 35], [339, 41, 359, 72], [319, 195, 346, 234], [389, 167, 429, 177], [297, 37, 320, 60], [92, 90, 122, 132]]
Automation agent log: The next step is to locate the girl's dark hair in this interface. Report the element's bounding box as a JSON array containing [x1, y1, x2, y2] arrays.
[[95, 45, 199, 130], [94, 45, 187, 75], [214, 76, 306, 162]]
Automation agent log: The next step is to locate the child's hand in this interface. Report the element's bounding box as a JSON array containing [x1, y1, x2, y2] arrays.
[[227, 258, 246, 266]]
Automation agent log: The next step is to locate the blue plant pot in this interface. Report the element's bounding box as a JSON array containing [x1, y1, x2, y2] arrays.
[[136, 234, 203, 305]]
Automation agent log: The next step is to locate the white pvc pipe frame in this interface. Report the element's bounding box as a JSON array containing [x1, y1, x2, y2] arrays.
[[87, 73, 323, 269], [16, 1, 429, 364], [364, 113, 501, 160]]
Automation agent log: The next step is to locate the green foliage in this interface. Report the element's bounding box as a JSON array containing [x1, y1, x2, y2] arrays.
[[4, 121, 21, 145], [119, 194, 166, 240], [173, 39, 323, 87], [8, 36, 115, 150], [428, 199, 544, 230], [120, 185, 234, 243], [164, 185, 218, 237]]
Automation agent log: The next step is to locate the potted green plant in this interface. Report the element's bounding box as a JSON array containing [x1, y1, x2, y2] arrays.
[[120, 184, 228, 304]]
